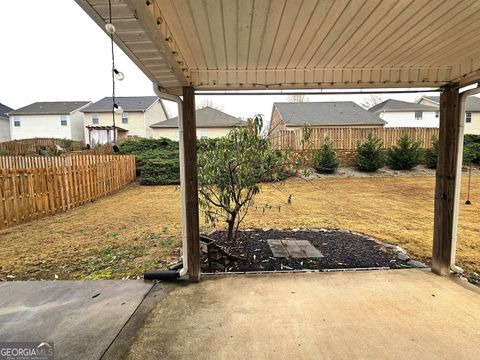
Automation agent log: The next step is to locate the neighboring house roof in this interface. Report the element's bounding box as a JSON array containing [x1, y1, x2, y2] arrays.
[[274, 101, 386, 126], [0, 103, 13, 119], [420, 96, 480, 112], [8, 101, 90, 116], [369, 99, 437, 113], [151, 106, 246, 128], [82, 96, 159, 113]]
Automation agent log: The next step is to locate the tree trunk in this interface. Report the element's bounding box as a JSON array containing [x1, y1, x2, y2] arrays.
[[226, 213, 237, 242]]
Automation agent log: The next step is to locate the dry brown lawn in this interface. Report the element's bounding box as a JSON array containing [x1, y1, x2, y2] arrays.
[[0, 175, 478, 280]]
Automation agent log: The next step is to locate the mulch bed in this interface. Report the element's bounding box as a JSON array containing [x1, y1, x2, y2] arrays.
[[200, 228, 426, 273]]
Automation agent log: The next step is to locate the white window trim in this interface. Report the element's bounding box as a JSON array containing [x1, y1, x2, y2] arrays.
[[92, 113, 99, 124], [466, 111, 472, 123]]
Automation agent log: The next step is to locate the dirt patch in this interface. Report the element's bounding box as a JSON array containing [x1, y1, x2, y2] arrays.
[[200, 229, 425, 273]]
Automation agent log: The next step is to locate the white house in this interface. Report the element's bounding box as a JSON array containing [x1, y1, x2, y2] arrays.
[[150, 106, 246, 140], [0, 103, 13, 142], [369, 99, 438, 128], [419, 96, 480, 135], [81, 96, 168, 145], [8, 101, 91, 141]]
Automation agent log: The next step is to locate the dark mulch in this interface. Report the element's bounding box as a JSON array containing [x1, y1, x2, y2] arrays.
[[201, 229, 421, 273]]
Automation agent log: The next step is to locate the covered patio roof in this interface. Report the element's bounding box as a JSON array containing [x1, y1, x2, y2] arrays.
[[77, 0, 480, 94], [76, 0, 480, 282]]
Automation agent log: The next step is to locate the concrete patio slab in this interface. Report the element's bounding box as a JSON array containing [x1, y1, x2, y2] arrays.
[[127, 269, 480, 360], [0, 280, 154, 360]]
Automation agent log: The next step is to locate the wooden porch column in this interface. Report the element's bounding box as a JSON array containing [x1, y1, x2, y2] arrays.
[[432, 84, 461, 275], [182, 86, 200, 281]]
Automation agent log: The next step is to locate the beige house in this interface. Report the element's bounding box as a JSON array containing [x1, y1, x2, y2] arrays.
[[418, 96, 480, 135], [269, 101, 386, 138], [81, 96, 168, 145], [151, 106, 245, 140]]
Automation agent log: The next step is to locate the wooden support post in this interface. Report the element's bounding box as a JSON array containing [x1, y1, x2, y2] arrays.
[[432, 84, 461, 275], [182, 86, 201, 281]]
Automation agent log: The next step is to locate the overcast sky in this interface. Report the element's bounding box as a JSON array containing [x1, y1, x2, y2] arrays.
[[0, 0, 440, 120]]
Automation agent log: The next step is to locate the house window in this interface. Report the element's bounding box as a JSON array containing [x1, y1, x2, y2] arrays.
[[415, 111, 423, 120], [60, 115, 67, 126], [122, 112, 128, 124], [13, 115, 20, 127], [92, 113, 99, 124], [200, 129, 208, 139], [466, 112, 472, 123], [435, 112, 439, 118]]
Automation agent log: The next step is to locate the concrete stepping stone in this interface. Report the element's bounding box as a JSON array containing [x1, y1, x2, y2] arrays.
[[267, 239, 323, 258]]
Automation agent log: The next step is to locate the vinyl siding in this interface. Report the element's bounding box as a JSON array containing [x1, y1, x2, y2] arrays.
[[151, 127, 233, 140], [466, 112, 480, 135], [84, 111, 147, 144], [378, 111, 439, 128], [0, 118, 11, 142], [9, 114, 81, 140], [144, 101, 169, 138]]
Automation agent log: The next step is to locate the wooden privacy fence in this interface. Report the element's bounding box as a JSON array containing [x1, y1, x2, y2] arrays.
[[0, 138, 84, 155], [0, 155, 136, 229], [270, 127, 439, 150]]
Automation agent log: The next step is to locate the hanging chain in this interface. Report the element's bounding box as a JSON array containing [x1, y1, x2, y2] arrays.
[[108, 0, 117, 143]]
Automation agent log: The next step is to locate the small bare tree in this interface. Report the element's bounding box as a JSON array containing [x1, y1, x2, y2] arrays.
[[198, 115, 287, 242], [287, 94, 309, 102], [360, 95, 385, 109], [197, 99, 224, 111]]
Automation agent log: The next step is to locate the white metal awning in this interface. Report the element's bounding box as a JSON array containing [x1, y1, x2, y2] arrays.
[[76, 0, 480, 94]]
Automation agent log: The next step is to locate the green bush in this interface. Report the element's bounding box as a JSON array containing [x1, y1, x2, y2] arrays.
[[464, 134, 480, 164], [313, 138, 340, 174], [424, 136, 439, 169], [119, 138, 180, 185], [138, 158, 180, 185], [263, 149, 293, 181], [62, 138, 73, 151], [387, 133, 422, 170], [353, 132, 385, 172]]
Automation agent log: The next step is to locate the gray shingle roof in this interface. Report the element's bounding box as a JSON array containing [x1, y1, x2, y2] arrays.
[[369, 99, 437, 113], [82, 96, 159, 113], [421, 96, 480, 111], [274, 101, 386, 126], [151, 106, 246, 128], [421, 96, 440, 104], [0, 103, 13, 118], [8, 101, 90, 115]]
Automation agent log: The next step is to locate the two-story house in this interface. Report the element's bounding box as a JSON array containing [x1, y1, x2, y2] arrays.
[[0, 103, 13, 142], [7, 101, 90, 141], [418, 96, 480, 135], [368, 99, 438, 128], [81, 96, 167, 145]]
